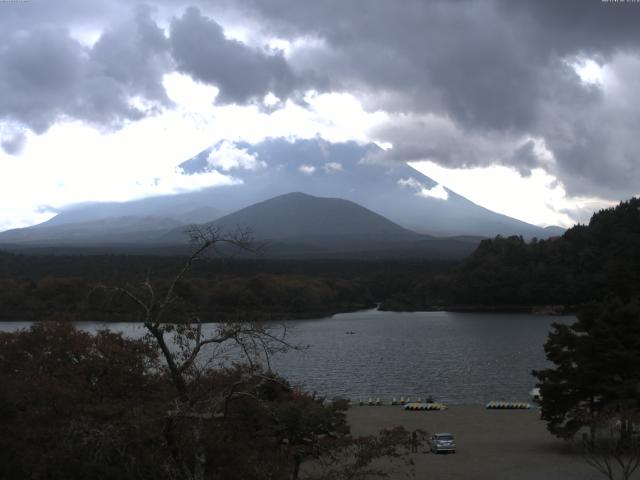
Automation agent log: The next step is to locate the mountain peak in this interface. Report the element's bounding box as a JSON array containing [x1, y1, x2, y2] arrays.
[[162, 191, 481, 259], [0, 139, 565, 247], [202, 191, 418, 241], [271, 191, 314, 200]]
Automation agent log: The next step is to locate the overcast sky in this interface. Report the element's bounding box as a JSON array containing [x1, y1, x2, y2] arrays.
[[1, 0, 639, 231]]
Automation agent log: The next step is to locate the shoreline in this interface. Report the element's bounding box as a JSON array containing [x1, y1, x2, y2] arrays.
[[380, 304, 575, 315], [0, 304, 375, 324], [0, 303, 576, 323]]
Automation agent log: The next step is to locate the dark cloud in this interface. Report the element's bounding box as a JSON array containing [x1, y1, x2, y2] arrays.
[[0, 26, 87, 133], [2, 0, 640, 203], [169, 6, 301, 104], [216, 0, 640, 200], [509, 141, 541, 177], [0, 1, 314, 147], [1, 131, 27, 155], [532, 54, 640, 199], [497, 0, 640, 56], [364, 114, 516, 168], [90, 6, 172, 110], [215, 0, 541, 129], [0, 5, 171, 134]]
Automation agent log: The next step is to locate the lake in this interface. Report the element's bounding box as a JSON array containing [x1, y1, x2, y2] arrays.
[[0, 309, 572, 404]]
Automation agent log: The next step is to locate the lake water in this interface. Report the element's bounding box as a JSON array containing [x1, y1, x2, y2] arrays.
[[0, 309, 572, 404]]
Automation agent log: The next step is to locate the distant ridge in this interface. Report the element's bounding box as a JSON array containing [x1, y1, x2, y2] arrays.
[[0, 216, 184, 245]]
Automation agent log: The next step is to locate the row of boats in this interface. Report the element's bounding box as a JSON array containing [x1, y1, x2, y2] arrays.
[[485, 401, 532, 409], [357, 398, 535, 410], [405, 402, 448, 411], [359, 396, 436, 406], [355, 389, 541, 409]]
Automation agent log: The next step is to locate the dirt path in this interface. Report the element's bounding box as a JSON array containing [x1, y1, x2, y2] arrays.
[[347, 405, 605, 480]]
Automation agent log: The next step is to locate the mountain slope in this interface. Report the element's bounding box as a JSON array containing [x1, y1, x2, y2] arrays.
[[211, 192, 418, 240], [163, 191, 420, 244], [164, 192, 478, 259], [178, 138, 557, 238], [0, 216, 184, 245], [0, 138, 564, 246]]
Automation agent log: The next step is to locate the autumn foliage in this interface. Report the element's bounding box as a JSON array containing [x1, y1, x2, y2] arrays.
[[0, 322, 412, 480]]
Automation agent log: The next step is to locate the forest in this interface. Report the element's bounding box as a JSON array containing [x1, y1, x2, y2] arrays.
[[450, 197, 640, 307], [0, 252, 453, 321], [1, 198, 638, 320], [0, 198, 637, 319]]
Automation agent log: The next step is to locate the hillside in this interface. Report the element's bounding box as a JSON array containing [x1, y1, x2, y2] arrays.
[[164, 192, 479, 259], [0, 216, 184, 245], [449, 197, 640, 306], [190, 192, 418, 240]]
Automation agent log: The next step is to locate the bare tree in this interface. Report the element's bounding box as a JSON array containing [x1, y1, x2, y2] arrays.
[[578, 406, 640, 480], [92, 225, 415, 480], [98, 226, 292, 480]]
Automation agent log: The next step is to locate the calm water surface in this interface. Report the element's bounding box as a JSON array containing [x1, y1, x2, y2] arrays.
[[0, 309, 572, 404]]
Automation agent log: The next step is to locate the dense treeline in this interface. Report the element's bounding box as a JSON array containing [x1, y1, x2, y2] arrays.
[[450, 198, 640, 307], [1, 197, 638, 318], [349, 197, 640, 311], [0, 270, 375, 322], [0, 252, 454, 320]]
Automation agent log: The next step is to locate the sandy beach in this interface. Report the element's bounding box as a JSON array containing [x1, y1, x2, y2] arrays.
[[347, 405, 604, 480]]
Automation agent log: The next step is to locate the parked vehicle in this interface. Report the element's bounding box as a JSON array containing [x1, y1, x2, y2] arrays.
[[430, 433, 456, 454]]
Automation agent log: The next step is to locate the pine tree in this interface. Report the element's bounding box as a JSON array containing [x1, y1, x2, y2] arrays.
[[533, 298, 640, 441]]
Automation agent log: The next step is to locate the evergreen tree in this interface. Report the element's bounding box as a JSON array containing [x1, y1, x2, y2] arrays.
[[533, 298, 640, 440]]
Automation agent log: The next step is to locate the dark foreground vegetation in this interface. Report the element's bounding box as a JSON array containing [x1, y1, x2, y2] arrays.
[[0, 323, 413, 480], [533, 297, 640, 480]]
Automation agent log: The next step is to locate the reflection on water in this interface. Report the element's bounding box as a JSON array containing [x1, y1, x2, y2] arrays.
[[0, 309, 572, 404]]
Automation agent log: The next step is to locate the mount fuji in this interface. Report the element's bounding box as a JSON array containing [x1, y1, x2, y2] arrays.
[[0, 138, 563, 256]]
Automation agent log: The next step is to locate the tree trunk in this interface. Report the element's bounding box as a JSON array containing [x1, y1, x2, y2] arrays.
[[620, 418, 631, 449], [589, 397, 597, 446], [291, 455, 301, 480], [193, 421, 207, 480]]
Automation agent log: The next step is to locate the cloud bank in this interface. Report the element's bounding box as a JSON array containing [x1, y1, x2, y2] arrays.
[[1, 0, 640, 227], [216, 0, 640, 200]]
